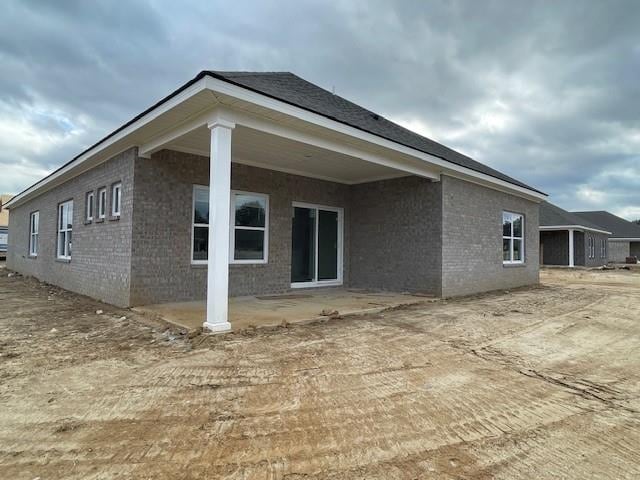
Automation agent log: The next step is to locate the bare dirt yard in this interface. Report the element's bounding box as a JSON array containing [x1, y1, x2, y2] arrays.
[[1, 265, 640, 479]]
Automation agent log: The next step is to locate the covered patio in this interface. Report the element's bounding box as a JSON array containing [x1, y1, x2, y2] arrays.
[[133, 76, 443, 333], [134, 289, 430, 332]]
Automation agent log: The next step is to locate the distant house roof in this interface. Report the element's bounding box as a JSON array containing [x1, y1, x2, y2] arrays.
[[572, 211, 640, 239], [207, 71, 542, 194], [540, 202, 611, 234]]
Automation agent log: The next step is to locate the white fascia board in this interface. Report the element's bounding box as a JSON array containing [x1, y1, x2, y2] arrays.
[[7, 72, 543, 208], [225, 109, 440, 181], [540, 225, 612, 235], [203, 76, 546, 201], [5, 78, 210, 209], [608, 237, 640, 241]]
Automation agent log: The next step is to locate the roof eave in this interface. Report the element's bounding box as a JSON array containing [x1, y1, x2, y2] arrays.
[[540, 225, 612, 235], [6, 71, 545, 209]]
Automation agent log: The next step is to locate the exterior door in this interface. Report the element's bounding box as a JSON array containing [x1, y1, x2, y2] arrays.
[[291, 203, 343, 287]]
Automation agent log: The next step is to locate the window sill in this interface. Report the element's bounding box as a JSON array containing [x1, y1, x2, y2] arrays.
[[28, 254, 38, 259], [503, 262, 526, 268], [95, 218, 105, 224], [84, 219, 93, 225], [109, 215, 120, 222], [190, 261, 269, 268], [55, 258, 71, 264]]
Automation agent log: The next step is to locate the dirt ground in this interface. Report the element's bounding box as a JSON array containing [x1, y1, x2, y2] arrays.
[[1, 265, 640, 479]]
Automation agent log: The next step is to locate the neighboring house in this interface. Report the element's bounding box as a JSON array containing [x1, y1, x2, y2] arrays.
[[573, 211, 640, 263], [539, 202, 610, 267], [5, 71, 546, 332], [0, 194, 12, 258]]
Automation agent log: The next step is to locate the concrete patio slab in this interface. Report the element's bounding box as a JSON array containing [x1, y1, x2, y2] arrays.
[[133, 289, 431, 331]]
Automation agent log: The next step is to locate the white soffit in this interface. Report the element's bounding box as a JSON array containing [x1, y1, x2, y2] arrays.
[[169, 124, 410, 184], [7, 73, 545, 208]]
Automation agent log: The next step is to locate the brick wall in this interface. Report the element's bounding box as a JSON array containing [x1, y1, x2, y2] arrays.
[[129, 150, 351, 305], [7, 147, 544, 307], [541, 230, 569, 265], [6, 148, 135, 306], [440, 175, 540, 297], [609, 241, 630, 263], [581, 232, 609, 267], [349, 176, 442, 295]]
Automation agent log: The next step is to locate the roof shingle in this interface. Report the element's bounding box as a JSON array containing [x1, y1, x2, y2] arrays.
[[572, 211, 640, 239], [207, 71, 543, 194], [540, 202, 607, 231]]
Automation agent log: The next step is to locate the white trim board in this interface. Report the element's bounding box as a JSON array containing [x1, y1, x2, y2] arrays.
[[290, 201, 344, 289], [202, 77, 546, 201], [539, 225, 612, 235], [5, 79, 211, 210], [6, 73, 546, 209]]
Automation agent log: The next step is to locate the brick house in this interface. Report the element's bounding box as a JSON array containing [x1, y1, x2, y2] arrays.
[[573, 211, 640, 263], [0, 194, 12, 257], [539, 201, 611, 267], [5, 71, 546, 332]]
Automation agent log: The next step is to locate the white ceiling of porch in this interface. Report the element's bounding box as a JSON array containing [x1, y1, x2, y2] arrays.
[[165, 125, 408, 185]]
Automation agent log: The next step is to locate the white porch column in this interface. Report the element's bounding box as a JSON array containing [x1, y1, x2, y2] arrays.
[[568, 229, 575, 268], [203, 118, 235, 333]]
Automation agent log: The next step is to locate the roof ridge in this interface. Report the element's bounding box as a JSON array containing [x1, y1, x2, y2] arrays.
[[207, 70, 292, 76]]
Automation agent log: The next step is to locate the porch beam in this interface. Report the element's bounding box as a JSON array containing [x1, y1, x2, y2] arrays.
[[228, 110, 441, 182], [138, 110, 213, 158], [203, 117, 235, 333], [568, 229, 575, 268]]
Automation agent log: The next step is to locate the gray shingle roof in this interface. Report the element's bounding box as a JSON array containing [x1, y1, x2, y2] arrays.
[[207, 71, 543, 194], [540, 202, 607, 231], [572, 211, 640, 239]]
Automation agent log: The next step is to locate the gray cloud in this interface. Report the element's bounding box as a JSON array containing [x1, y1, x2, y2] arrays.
[[1, 0, 639, 218]]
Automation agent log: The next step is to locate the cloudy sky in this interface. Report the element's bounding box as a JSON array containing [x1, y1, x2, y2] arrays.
[[2, 0, 639, 218]]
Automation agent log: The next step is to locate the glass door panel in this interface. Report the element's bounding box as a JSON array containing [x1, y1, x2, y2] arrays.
[[318, 210, 338, 280], [291, 207, 316, 283]]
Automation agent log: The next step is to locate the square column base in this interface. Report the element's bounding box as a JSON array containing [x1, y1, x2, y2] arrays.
[[203, 321, 232, 334]]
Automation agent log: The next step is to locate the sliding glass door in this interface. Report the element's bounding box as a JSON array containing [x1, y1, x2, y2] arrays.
[[291, 203, 343, 287]]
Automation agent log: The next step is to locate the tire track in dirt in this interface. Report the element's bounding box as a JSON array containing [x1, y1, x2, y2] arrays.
[[2, 267, 640, 479]]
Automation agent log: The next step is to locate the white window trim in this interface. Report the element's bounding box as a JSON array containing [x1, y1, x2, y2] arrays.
[[601, 239, 606, 259], [57, 200, 73, 260], [111, 182, 122, 217], [503, 211, 525, 265], [587, 236, 595, 259], [191, 184, 209, 265], [98, 187, 107, 219], [190, 186, 270, 265], [230, 190, 269, 265], [29, 211, 39, 257], [290, 201, 344, 289], [86, 191, 94, 221]]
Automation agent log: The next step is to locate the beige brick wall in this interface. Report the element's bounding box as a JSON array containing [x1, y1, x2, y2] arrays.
[[441, 175, 540, 297], [129, 150, 351, 305], [6, 149, 135, 306]]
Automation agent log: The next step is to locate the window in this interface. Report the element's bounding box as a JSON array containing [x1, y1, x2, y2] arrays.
[[600, 238, 606, 259], [588, 236, 595, 259], [190, 186, 269, 264], [98, 187, 107, 219], [231, 191, 268, 263], [111, 182, 122, 217], [191, 185, 209, 263], [29, 211, 39, 256], [57, 200, 73, 260], [502, 211, 524, 264], [85, 191, 94, 221]]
